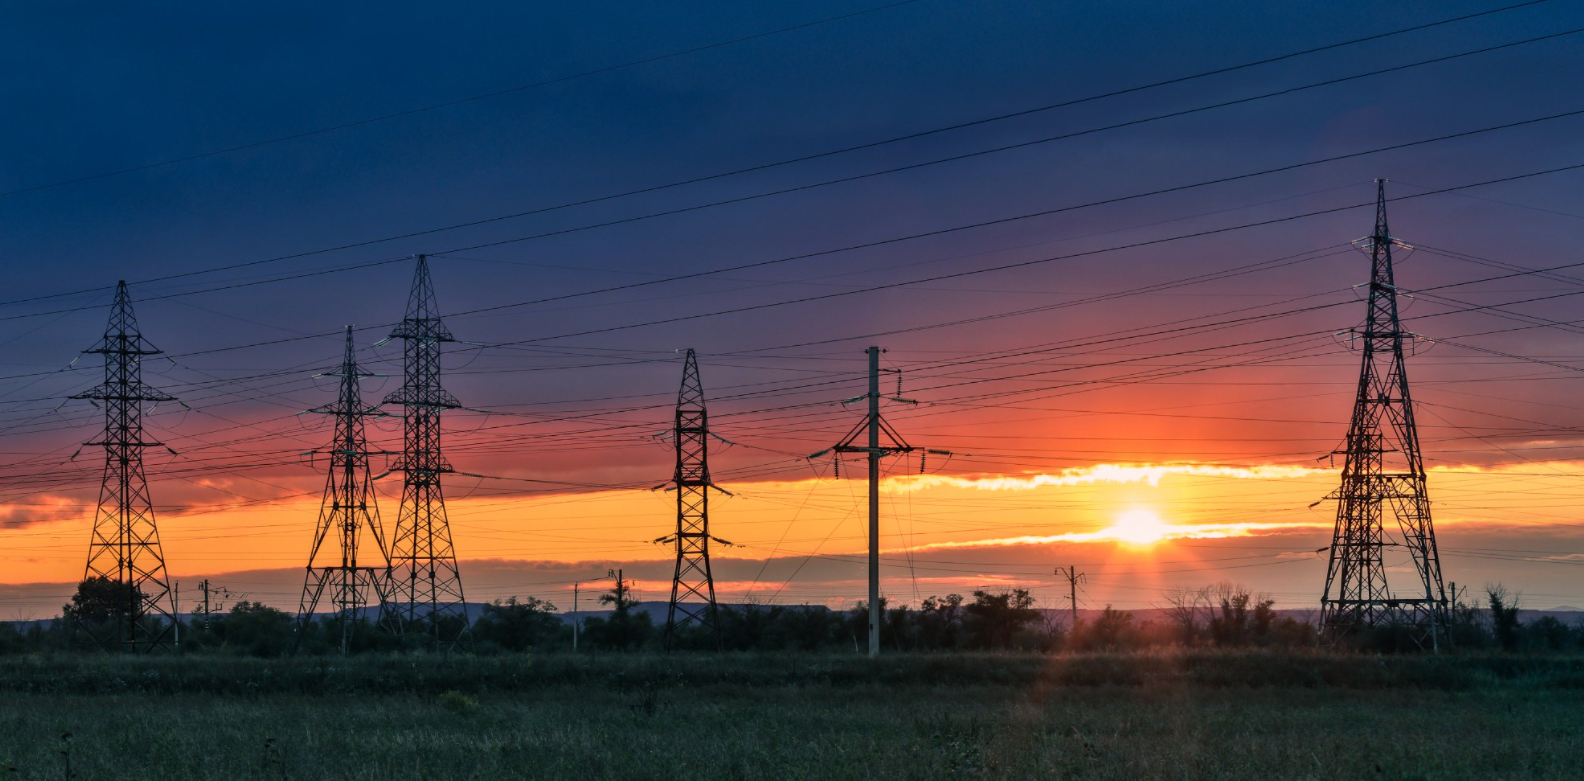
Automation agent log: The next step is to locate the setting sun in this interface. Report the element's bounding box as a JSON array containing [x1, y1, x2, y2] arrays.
[[1104, 508, 1173, 546]]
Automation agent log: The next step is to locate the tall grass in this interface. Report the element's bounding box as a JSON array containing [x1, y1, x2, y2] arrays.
[[0, 652, 1582, 779], [2, 649, 1584, 695]]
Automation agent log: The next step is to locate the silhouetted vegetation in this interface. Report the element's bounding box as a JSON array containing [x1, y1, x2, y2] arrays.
[[11, 578, 1584, 657]]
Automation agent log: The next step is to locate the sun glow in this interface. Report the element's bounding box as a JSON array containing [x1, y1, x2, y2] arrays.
[[1104, 508, 1173, 547]]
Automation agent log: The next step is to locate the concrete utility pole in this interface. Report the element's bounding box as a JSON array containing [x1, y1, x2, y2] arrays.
[[810, 346, 948, 657], [1055, 566, 1084, 630], [865, 347, 882, 657]]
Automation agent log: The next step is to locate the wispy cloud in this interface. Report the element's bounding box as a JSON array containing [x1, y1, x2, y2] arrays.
[[898, 520, 1331, 552], [887, 463, 1322, 493]]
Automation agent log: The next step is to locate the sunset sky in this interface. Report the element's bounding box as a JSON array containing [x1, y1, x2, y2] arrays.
[[3, 0, 1584, 618]]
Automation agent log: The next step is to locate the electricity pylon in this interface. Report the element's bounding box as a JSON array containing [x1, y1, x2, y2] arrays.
[[383, 255, 472, 649], [71, 281, 177, 652], [811, 346, 947, 656], [1319, 180, 1449, 650], [296, 326, 392, 654], [656, 349, 732, 649]]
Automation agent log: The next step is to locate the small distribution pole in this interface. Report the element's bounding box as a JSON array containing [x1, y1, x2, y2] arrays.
[[1055, 566, 1084, 629], [810, 346, 948, 657]]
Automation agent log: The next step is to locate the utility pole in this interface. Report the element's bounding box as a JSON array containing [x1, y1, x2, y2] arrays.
[[72, 281, 178, 653], [1319, 180, 1449, 651], [610, 568, 626, 605], [1054, 566, 1084, 630], [657, 349, 731, 649], [572, 581, 580, 652], [383, 255, 472, 651], [295, 326, 393, 655], [810, 347, 947, 657]]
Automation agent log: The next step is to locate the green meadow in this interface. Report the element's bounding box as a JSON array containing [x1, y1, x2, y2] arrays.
[[1, 651, 1581, 780]]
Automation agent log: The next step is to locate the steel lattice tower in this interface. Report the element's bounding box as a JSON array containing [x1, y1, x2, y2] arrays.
[[72, 281, 177, 652], [1320, 180, 1449, 649], [296, 326, 392, 654], [659, 349, 728, 648], [383, 255, 471, 648]]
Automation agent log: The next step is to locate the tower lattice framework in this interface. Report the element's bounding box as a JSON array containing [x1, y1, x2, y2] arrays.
[[384, 255, 471, 648], [1320, 180, 1449, 649], [296, 326, 392, 654], [659, 349, 728, 648], [72, 281, 177, 652]]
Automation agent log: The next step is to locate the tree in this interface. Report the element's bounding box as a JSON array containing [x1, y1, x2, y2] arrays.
[[582, 578, 652, 651], [1526, 615, 1573, 651], [224, 601, 294, 656], [63, 576, 140, 626], [1159, 586, 1211, 644], [1208, 583, 1276, 647], [720, 601, 785, 650], [964, 589, 1038, 649], [1487, 585, 1522, 652], [1079, 606, 1135, 650], [918, 594, 965, 650], [474, 597, 564, 652]]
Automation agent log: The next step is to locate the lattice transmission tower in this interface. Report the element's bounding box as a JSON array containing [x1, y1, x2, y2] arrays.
[[71, 281, 178, 652], [657, 349, 731, 649], [296, 326, 392, 654], [383, 255, 472, 649], [1319, 180, 1449, 650]]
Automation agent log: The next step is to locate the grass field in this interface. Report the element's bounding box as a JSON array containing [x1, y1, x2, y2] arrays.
[[1, 651, 1580, 780]]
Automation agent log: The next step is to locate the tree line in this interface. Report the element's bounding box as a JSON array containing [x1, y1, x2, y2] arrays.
[[0, 576, 1574, 655]]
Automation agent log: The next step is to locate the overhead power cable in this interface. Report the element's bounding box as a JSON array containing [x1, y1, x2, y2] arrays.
[[0, 1, 1559, 310]]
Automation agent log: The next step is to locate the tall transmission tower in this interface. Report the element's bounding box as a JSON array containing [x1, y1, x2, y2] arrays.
[[383, 255, 472, 649], [71, 281, 177, 652], [1319, 180, 1449, 650], [296, 326, 392, 654], [811, 346, 946, 656], [656, 349, 731, 649]]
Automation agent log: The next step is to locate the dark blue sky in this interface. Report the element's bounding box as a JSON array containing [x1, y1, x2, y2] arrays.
[[4, 0, 1584, 612], [0, 0, 1580, 501]]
